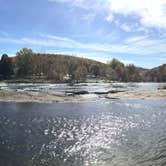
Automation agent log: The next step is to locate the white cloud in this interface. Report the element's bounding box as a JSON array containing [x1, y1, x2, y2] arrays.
[[119, 24, 132, 32], [1, 33, 166, 67], [48, 0, 71, 2], [1, 33, 166, 57], [121, 59, 136, 65], [106, 14, 114, 22], [49, 0, 107, 10], [124, 35, 149, 43], [106, 0, 166, 29], [50, 0, 166, 29], [36, 49, 112, 63]]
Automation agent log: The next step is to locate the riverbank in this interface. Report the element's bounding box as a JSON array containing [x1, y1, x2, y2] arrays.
[[0, 89, 96, 103], [0, 77, 109, 84], [0, 88, 166, 103], [106, 89, 166, 99]]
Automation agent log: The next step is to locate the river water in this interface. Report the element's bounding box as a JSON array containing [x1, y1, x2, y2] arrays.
[[0, 82, 166, 93], [0, 83, 166, 166]]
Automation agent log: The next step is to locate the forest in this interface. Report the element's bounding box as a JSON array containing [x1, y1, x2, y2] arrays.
[[0, 48, 165, 83]]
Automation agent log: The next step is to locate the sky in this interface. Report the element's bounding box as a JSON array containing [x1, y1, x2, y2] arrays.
[[0, 0, 166, 68]]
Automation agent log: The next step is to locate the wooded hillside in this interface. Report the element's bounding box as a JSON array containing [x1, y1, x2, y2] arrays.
[[0, 48, 165, 82]]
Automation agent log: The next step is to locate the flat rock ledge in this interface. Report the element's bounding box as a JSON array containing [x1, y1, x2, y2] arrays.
[[106, 89, 166, 99], [0, 89, 166, 103], [0, 89, 95, 103]]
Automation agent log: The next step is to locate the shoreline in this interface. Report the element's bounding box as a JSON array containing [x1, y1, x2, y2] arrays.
[[0, 89, 166, 103], [0, 89, 97, 103], [106, 89, 166, 99]]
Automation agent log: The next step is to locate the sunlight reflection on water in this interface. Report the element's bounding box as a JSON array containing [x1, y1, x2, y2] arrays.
[[0, 99, 166, 165]]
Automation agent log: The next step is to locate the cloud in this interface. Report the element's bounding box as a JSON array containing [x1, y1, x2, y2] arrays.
[[119, 24, 132, 32], [0, 32, 165, 67], [106, 14, 114, 22], [107, 0, 166, 29], [48, 0, 107, 10], [45, 49, 112, 63], [48, 0, 71, 3], [50, 0, 166, 29], [124, 35, 149, 43], [1, 33, 166, 56]]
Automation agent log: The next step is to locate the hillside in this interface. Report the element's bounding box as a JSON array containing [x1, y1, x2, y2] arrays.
[[145, 64, 166, 82], [0, 48, 107, 83], [0, 48, 165, 83]]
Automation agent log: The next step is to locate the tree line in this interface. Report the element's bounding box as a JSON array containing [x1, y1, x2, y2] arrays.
[[0, 48, 165, 82]]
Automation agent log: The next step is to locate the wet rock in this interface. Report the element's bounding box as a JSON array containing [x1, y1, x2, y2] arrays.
[[94, 91, 109, 95], [65, 90, 89, 95], [106, 89, 166, 99], [105, 96, 120, 99], [108, 90, 126, 93], [158, 85, 166, 90], [94, 90, 125, 95], [0, 89, 94, 103]]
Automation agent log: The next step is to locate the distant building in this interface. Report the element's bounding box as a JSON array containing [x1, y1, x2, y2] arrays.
[[63, 74, 70, 80]]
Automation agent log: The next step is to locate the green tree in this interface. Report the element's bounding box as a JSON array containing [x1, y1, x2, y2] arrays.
[[90, 64, 100, 77], [15, 48, 34, 76], [108, 59, 125, 81], [0, 54, 13, 79], [126, 64, 143, 81], [105, 66, 115, 80], [69, 65, 87, 83]]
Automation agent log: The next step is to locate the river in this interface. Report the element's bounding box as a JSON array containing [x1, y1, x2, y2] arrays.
[[0, 83, 166, 166]]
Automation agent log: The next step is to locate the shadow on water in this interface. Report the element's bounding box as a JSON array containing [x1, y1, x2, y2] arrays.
[[0, 99, 166, 166]]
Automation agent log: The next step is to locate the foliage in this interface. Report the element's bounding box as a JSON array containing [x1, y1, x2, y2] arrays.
[[15, 48, 34, 76], [0, 48, 165, 82], [0, 54, 13, 79], [145, 64, 166, 82]]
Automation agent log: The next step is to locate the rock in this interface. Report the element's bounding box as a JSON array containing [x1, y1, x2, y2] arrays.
[[158, 85, 166, 90], [65, 90, 89, 95], [105, 96, 119, 99], [94, 90, 125, 95], [106, 89, 166, 99], [108, 90, 126, 93], [94, 91, 109, 95]]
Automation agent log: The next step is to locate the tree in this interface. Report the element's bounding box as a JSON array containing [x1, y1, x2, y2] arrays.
[[15, 48, 34, 76], [90, 64, 100, 77], [108, 59, 125, 81], [0, 54, 13, 79], [126, 64, 143, 82], [69, 64, 87, 83], [105, 66, 115, 80], [109, 59, 124, 69]]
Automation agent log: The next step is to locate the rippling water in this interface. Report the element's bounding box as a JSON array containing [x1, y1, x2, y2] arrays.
[[0, 99, 166, 166], [0, 82, 166, 93]]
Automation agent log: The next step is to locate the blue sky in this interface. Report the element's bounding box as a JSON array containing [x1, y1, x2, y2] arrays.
[[0, 0, 166, 68]]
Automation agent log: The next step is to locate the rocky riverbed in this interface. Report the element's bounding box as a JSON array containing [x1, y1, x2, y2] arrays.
[[0, 88, 166, 103], [0, 89, 96, 103], [106, 89, 166, 99]]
